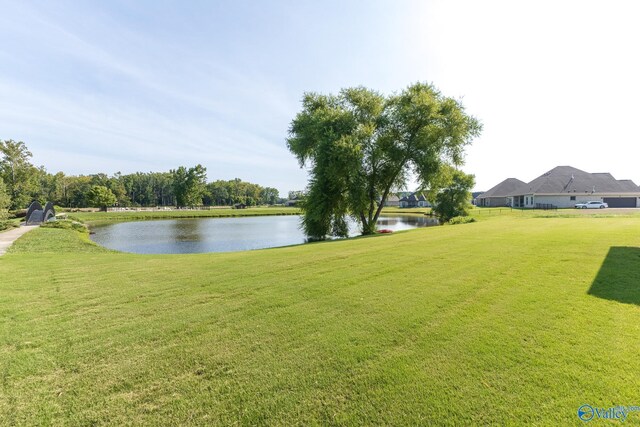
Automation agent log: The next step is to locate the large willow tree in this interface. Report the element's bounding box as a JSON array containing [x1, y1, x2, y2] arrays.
[[287, 82, 481, 240]]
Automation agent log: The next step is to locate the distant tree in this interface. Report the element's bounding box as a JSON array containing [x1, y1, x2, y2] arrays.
[[128, 172, 155, 206], [204, 180, 278, 206], [39, 171, 66, 205], [0, 176, 10, 212], [172, 167, 189, 207], [288, 190, 306, 200], [432, 169, 475, 222], [172, 165, 207, 207], [260, 187, 279, 205], [206, 181, 229, 206], [106, 173, 128, 206], [228, 179, 241, 204], [151, 172, 175, 206], [87, 185, 117, 210], [90, 173, 110, 187], [287, 83, 482, 240], [65, 175, 93, 207], [0, 139, 40, 209]]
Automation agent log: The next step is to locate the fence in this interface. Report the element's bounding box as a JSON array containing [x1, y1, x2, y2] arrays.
[[534, 203, 558, 210]]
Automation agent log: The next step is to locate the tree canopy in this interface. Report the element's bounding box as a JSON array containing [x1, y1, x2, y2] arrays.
[[0, 139, 40, 210], [0, 177, 10, 213], [205, 179, 279, 207], [87, 185, 117, 209], [432, 168, 475, 222], [287, 82, 481, 240], [171, 164, 208, 207]]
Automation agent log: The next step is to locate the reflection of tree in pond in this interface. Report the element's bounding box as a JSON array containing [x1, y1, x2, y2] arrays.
[[171, 219, 203, 242], [377, 218, 398, 226], [377, 216, 439, 227], [92, 215, 441, 255]]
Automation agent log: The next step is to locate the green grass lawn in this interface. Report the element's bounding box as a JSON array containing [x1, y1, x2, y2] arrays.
[[2, 213, 640, 425]]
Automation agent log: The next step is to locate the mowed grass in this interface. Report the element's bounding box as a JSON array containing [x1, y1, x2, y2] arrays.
[[2, 214, 640, 425]]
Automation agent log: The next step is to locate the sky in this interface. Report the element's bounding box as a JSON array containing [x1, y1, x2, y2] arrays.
[[1, 0, 639, 195]]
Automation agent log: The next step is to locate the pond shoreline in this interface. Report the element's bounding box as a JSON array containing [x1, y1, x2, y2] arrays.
[[68, 207, 302, 226], [89, 215, 437, 255]]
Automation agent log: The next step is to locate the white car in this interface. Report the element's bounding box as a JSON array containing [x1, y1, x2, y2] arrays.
[[575, 201, 608, 209]]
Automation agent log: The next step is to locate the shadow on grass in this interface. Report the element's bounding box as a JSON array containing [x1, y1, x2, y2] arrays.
[[589, 247, 640, 305]]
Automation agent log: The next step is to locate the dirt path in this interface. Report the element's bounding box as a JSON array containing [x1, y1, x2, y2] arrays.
[[0, 225, 38, 256]]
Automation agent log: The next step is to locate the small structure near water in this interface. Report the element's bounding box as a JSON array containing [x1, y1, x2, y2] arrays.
[[25, 201, 56, 225]]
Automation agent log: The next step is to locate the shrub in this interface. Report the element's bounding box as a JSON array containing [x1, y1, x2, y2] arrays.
[[41, 219, 88, 233], [8, 209, 25, 219], [432, 170, 475, 222], [448, 216, 477, 225], [0, 220, 19, 231]]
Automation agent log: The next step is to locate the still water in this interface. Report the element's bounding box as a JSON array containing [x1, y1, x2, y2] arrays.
[[90, 215, 438, 254]]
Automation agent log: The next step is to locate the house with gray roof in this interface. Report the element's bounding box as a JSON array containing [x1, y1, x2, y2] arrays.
[[617, 179, 640, 192], [382, 194, 400, 207], [476, 178, 527, 207], [507, 166, 640, 208], [399, 192, 431, 208]]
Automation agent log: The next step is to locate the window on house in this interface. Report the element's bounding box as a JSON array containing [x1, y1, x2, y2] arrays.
[[570, 196, 576, 201]]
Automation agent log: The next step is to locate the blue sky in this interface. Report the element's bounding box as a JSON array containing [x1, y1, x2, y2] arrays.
[[2, 1, 640, 194]]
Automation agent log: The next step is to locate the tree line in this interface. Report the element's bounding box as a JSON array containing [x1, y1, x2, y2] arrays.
[[0, 140, 281, 212]]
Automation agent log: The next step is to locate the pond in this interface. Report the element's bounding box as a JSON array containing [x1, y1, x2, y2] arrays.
[[90, 215, 439, 254]]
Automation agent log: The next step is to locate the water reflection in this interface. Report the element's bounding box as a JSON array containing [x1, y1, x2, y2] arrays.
[[91, 215, 438, 254], [376, 216, 439, 229], [171, 218, 203, 242]]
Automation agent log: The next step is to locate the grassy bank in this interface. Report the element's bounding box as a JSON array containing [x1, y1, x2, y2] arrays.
[[67, 206, 301, 224], [2, 213, 640, 425], [469, 206, 640, 218]]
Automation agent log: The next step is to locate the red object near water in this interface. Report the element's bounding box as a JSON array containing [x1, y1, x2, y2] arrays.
[[377, 229, 393, 234]]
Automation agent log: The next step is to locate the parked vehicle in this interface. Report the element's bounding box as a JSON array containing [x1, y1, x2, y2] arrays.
[[575, 201, 608, 209]]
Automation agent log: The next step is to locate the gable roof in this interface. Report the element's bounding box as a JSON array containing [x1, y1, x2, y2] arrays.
[[618, 179, 640, 191], [478, 178, 527, 199], [399, 192, 427, 202], [510, 166, 640, 195]]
